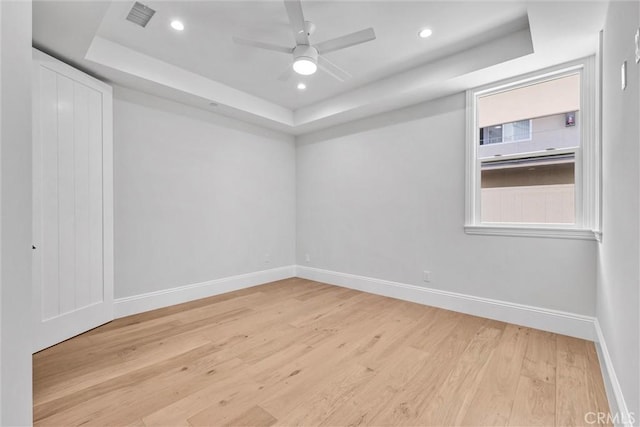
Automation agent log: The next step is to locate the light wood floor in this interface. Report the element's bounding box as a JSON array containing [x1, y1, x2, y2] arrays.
[[34, 278, 610, 426]]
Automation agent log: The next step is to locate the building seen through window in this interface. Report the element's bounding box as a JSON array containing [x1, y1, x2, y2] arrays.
[[476, 73, 581, 224]]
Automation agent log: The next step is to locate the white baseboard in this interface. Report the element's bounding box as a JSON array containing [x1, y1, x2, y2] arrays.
[[594, 320, 633, 427], [296, 266, 597, 341], [114, 265, 296, 318]]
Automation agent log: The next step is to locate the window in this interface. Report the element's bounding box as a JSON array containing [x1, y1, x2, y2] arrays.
[[465, 58, 600, 240], [480, 119, 532, 145]]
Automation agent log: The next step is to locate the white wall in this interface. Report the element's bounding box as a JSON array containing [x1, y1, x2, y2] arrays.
[[113, 88, 296, 299], [598, 0, 640, 419], [296, 94, 597, 316], [0, 0, 33, 424]]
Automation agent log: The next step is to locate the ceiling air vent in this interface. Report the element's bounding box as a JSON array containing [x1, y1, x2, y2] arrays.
[[126, 2, 156, 28]]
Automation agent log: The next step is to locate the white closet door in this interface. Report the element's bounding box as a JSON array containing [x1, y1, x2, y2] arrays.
[[32, 50, 113, 352]]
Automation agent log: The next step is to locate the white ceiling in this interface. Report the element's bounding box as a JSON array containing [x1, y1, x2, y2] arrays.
[[32, 0, 608, 135]]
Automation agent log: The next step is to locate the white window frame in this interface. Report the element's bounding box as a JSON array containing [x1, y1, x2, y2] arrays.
[[464, 57, 600, 240]]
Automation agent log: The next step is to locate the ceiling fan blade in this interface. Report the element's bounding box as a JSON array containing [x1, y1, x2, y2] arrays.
[[283, 0, 309, 45], [277, 65, 294, 82], [318, 55, 351, 82], [315, 28, 376, 55], [232, 36, 293, 54]]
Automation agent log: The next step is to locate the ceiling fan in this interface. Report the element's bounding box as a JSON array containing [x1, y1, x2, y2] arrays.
[[232, 0, 376, 82]]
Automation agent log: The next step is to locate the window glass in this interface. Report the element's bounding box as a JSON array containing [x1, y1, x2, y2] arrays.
[[481, 154, 575, 224], [476, 74, 580, 224]]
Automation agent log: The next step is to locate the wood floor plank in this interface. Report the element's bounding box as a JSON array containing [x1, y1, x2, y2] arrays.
[[459, 324, 530, 426], [33, 278, 610, 426], [184, 377, 266, 427], [287, 288, 375, 329], [318, 345, 430, 427], [142, 354, 283, 427], [221, 405, 277, 427], [254, 320, 394, 418], [521, 328, 557, 384], [406, 308, 463, 352], [584, 340, 612, 421], [348, 303, 439, 371], [176, 304, 391, 425], [556, 335, 612, 427], [36, 347, 246, 425], [418, 322, 505, 426], [34, 327, 217, 405], [294, 284, 342, 301], [369, 314, 489, 425], [508, 376, 556, 426], [33, 300, 256, 395], [269, 362, 377, 426]]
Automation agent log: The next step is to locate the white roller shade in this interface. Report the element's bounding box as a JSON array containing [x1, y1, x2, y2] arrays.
[[478, 73, 580, 128]]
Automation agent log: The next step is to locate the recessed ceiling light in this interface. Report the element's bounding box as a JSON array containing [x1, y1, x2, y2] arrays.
[[297, 83, 307, 90], [418, 28, 433, 39], [171, 20, 184, 31]]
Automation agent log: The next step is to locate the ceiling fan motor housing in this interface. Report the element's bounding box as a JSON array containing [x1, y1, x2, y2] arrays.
[[293, 45, 318, 62]]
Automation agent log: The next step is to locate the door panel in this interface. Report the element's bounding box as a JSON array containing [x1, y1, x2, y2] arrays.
[[38, 66, 59, 321], [74, 83, 92, 310], [57, 73, 76, 316], [88, 88, 106, 306], [33, 50, 113, 352]]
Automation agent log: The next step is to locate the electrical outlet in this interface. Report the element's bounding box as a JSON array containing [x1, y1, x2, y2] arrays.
[[423, 270, 431, 282], [305, 253, 311, 263]]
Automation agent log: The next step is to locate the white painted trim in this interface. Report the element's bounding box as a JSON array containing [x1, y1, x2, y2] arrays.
[[296, 266, 596, 341], [114, 266, 296, 318], [594, 320, 634, 427], [85, 37, 293, 129], [464, 224, 599, 240], [33, 48, 112, 92]]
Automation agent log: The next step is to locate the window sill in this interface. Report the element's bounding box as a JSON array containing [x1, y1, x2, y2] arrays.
[[464, 224, 600, 241]]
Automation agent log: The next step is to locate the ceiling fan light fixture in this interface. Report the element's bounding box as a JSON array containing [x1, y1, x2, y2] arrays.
[[171, 20, 185, 31], [293, 58, 317, 75], [292, 45, 318, 75]]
